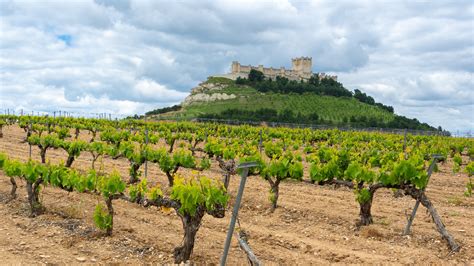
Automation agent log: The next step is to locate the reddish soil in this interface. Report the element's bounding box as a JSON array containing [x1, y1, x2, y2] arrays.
[[0, 125, 473, 264]]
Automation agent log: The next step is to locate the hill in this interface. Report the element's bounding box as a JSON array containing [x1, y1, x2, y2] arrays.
[[146, 75, 438, 131]]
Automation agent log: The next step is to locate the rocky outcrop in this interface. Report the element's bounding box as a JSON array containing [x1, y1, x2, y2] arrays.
[[189, 82, 227, 94], [182, 93, 236, 106], [182, 82, 236, 106]]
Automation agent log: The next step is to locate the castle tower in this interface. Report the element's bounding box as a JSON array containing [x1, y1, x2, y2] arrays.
[[292, 57, 312, 74], [231, 61, 241, 73]]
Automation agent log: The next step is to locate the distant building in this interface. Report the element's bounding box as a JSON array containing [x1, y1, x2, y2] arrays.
[[214, 57, 337, 81]]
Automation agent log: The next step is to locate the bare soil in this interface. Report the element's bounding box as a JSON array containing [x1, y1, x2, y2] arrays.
[[0, 125, 473, 264]]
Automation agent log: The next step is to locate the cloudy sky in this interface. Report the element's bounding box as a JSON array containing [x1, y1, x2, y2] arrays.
[[0, 0, 473, 131]]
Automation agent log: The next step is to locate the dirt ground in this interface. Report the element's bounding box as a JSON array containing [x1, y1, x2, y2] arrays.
[[0, 125, 473, 264]]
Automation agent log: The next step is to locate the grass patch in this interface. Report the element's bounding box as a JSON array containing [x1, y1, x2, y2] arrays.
[[184, 91, 395, 123], [204, 76, 234, 85], [447, 196, 465, 206]]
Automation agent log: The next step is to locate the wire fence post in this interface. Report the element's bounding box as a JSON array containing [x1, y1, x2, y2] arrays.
[[403, 129, 408, 159], [220, 162, 258, 266], [144, 117, 148, 179], [403, 154, 443, 235], [28, 121, 32, 159]]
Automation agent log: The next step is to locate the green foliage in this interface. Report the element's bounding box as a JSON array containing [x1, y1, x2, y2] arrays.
[[303, 145, 315, 154], [100, 128, 130, 146], [118, 141, 136, 159], [93, 204, 112, 231], [466, 162, 474, 177], [380, 157, 428, 189], [3, 159, 23, 177], [199, 158, 211, 170], [89, 141, 107, 154], [0, 153, 7, 169], [318, 146, 333, 163], [146, 104, 182, 116], [21, 160, 47, 183], [205, 76, 234, 85], [222, 147, 236, 160], [45, 164, 69, 187], [264, 141, 283, 159], [344, 162, 375, 183], [464, 178, 473, 197], [238, 154, 265, 175], [355, 188, 372, 204], [171, 175, 228, 216], [173, 149, 196, 168], [203, 137, 224, 158], [61, 139, 88, 157], [309, 159, 339, 183], [28, 133, 60, 148], [97, 171, 126, 198], [453, 154, 462, 165], [129, 179, 148, 202], [262, 156, 304, 182], [55, 127, 71, 139], [248, 69, 264, 82], [147, 186, 163, 201], [159, 153, 175, 173], [452, 154, 462, 173]]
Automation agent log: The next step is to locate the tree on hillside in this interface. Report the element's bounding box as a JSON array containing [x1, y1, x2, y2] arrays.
[[248, 69, 264, 82]]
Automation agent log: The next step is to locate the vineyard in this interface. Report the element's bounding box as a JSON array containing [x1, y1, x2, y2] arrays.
[[0, 115, 473, 264]]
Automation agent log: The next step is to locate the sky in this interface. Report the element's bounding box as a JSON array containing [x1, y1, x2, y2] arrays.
[[0, 0, 473, 132]]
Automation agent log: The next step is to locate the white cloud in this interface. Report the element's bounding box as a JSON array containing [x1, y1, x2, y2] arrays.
[[133, 79, 188, 101], [0, 0, 472, 132]]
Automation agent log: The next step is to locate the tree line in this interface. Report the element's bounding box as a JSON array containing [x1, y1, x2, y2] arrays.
[[200, 107, 439, 131], [236, 69, 394, 113], [146, 104, 182, 116]]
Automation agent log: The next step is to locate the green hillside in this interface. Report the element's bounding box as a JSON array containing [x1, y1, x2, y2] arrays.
[[147, 76, 437, 130]]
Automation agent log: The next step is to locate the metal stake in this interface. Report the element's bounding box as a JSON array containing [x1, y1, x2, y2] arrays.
[[403, 129, 408, 159], [403, 154, 443, 235], [144, 118, 149, 179], [220, 162, 258, 266]]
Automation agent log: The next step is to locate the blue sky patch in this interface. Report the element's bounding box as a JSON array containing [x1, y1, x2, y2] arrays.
[[57, 34, 72, 46]]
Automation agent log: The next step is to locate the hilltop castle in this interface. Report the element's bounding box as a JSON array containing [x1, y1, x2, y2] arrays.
[[215, 57, 337, 81]]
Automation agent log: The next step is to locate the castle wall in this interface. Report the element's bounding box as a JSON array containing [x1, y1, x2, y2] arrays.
[[227, 57, 336, 81]]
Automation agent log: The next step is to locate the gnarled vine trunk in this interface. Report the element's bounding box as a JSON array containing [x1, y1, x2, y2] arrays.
[[174, 208, 205, 264], [358, 184, 383, 226], [65, 154, 75, 168], [9, 177, 17, 200], [168, 139, 176, 153], [75, 128, 80, 139], [165, 166, 180, 187], [91, 155, 99, 169], [358, 197, 373, 226], [223, 172, 231, 190], [22, 126, 32, 143], [166, 172, 174, 187], [90, 130, 97, 142], [105, 196, 114, 236], [26, 179, 43, 217], [134, 196, 226, 263], [217, 157, 236, 190], [129, 162, 141, 184], [40, 147, 47, 164], [269, 179, 281, 212]]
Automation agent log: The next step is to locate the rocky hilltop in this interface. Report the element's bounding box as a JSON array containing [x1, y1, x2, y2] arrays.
[[181, 82, 237, 106], [145, 76, 438, 131]]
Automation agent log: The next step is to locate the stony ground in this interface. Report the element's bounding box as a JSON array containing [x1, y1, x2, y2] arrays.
[[0, 125, 473, 264]]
